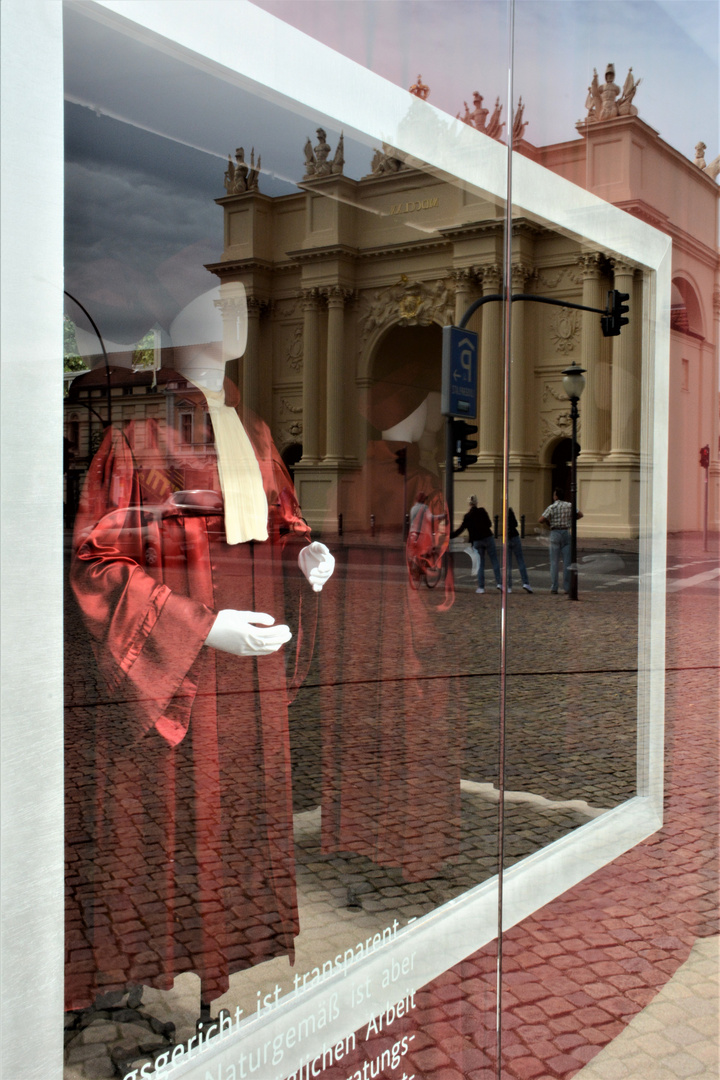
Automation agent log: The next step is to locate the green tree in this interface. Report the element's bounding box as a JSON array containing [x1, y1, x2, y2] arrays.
[[63, 315, 87, 373]]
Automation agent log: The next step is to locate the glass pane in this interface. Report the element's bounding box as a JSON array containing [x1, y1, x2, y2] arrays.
[[62, 5, 511, 1077]]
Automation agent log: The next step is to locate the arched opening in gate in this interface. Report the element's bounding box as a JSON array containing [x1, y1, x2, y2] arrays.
[[550, 437, 580, 503], [367, 323, 444, 474], [281, 442, 303, 482]]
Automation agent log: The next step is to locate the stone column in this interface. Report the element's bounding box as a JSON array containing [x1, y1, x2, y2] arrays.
[[478, 264, 503, 461], [324, 286, 353, 463], [608, 261, 639, 459], [243, 296, 266, 417], [578, 252, 606, 460], [453, 268, 476, 325], [300, 288, 321, 464], [509, 262, 533, 458]]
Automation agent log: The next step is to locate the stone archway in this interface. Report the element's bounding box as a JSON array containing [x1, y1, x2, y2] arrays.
[[281, 442, 303, 482], [550, 437, 581, 503], [365, 322, 443, 436]]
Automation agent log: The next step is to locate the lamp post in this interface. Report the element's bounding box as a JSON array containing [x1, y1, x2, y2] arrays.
[[562, 362, 586, 601]]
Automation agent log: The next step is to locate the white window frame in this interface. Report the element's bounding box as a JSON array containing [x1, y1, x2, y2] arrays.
[[0, 2, 669, 1077]]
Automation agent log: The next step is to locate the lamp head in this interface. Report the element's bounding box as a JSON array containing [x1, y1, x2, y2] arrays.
[[562, 362, 587, 402]]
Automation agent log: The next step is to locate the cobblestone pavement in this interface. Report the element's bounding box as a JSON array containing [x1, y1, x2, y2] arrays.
[[63, 532, 717, 1078], [312, 533, 719, 1080]]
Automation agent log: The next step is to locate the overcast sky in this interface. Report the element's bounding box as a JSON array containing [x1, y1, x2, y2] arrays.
[[251, 0, 719, 154], [64, 0, 718, 350]]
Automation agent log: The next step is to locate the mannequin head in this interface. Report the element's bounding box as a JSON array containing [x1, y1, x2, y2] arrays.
[[381, 390, 442, 443], [170, 284, 247, 391]]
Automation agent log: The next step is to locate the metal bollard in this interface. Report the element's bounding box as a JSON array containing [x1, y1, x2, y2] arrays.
[[521, 514, 525, 539], [494, 514, 499, 537], [338, 513, 343, 537], [370, 513, 375, 538]]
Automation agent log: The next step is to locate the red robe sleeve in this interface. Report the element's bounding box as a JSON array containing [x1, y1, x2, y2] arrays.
[[71, 426, 217, 745], [239, 405, 318, 700]]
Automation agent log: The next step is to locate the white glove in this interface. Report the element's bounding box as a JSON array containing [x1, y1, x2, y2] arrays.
[[298, 541, 335, 593], [204, 610, 291, 656]]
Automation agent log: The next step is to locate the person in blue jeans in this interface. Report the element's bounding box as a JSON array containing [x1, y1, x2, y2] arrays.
[[507, 507, 533, 593], [539, 488, 583, 593], [451, 495, 502, 593]]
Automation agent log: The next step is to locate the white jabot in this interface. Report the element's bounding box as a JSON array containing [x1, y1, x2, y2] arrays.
[[188, 379, 268, 544]]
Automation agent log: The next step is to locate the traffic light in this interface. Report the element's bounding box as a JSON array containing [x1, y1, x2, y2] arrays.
[[394, 447, 407, 475], [700, 445, 710, 469], [601, 289, 630, 337], [453, 419, 478, 472]]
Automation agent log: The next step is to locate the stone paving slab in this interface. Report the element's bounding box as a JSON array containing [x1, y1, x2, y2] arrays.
[[571, 937, 718, 1078]]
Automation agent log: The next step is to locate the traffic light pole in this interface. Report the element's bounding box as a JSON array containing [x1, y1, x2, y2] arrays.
[[445, 290, 626, 570], [569, 395, 580, 600], [458, 291, 619, 330], [445, 416, 455, 567]]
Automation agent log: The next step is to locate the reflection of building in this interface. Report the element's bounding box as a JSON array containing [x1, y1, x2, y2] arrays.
[[66, 110, 718, 537]]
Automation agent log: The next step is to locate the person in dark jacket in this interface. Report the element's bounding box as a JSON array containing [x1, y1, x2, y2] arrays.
[[451, 495, 502, 593], [507, 507, 533, 593]]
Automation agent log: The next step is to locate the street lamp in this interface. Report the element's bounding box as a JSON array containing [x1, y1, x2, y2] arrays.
[[562, 362, 586, 601]]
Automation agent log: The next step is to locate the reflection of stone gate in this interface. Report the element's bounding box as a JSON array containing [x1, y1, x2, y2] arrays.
[[206, 162, 644, 537]]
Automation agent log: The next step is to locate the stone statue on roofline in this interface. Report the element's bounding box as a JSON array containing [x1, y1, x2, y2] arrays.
[[512, 97, 529, 143], [409, 74, 430, 100], [583, 64, 641, 123], [303, 128, 344, 179], [457, 90, 506, 142], [694, 141, 720, 180], [369, 144, 406, 175], [223, 146, 261, 194]]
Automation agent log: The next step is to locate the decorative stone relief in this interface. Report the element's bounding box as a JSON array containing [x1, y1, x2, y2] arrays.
[[538, 412, 575, 453], [273, 296, 302, 320], [479, 264, 502, 292], [223, 147, 261, 194], [578, 252, 604, 279], [452, 267, 479, 290], [303, 128, 344, 179], [543, 382, 572, 404], [280, 398, 302, 415], [285, 325, 303, 372], [277, 420, 303, 446], [536, 266, 584, 291], [323, 285, 355, 307], [548, 308, 580, 354], [246, 296, 270, 318], [357, 275, 455, 352], [511, 262, 535, 291]]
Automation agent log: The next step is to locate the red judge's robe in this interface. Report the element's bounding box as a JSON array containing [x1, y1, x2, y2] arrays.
[[65, 377, 312, 1010], [319, 442, 460, 882]]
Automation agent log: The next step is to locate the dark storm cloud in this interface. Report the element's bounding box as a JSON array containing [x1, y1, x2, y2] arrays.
[[63, 5, 374, 345]]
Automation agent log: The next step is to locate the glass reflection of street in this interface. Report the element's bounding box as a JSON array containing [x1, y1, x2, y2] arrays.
[[63, 522, 642, 1074]]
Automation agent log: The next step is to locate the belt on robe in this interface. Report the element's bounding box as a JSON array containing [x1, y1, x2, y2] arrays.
[[162, 490, 224, 516]]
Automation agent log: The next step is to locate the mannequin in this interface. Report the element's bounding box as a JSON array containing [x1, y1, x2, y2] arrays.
[[318, 382, 459, 882], [66, 287, 333, 1015]]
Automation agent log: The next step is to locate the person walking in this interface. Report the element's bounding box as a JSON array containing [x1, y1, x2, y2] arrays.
[[452, 495, 502, 593], [507, 507, 533, 593], [539, 488, 583, 594]]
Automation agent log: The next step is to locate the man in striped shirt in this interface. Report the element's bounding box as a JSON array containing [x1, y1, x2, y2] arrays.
[[539, 488, 583, 594]]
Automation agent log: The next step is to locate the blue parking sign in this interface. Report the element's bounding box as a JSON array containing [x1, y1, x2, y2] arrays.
[[441, 325, 478, 418]]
